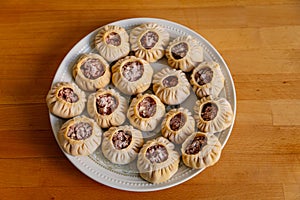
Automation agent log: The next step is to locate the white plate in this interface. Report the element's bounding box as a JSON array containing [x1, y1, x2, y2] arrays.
[[49, 18, 236, 192]]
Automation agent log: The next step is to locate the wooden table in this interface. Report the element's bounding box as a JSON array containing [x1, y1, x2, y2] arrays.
[[1, 1, 299, 199]]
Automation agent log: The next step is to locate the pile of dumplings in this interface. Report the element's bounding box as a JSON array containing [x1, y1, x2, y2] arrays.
[[46, 23, 234, 184]]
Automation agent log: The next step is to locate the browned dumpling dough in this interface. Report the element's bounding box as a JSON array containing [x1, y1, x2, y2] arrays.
[[161, 108, 195, 144], [194, 96, 233, 133], [95, 25, 130, 62], [112, 56, 153, 95], [130, 23, 169, 62], [87, 88, 127, 128], [127, 94, 165, 132], [137, 137, 180, 184], [58, 115, 102, 156], [181, 132, 222, 169], [165, 35, 203, 72], [190, 61, 225, 98], [46, 82, 86, 118], [152, 68, 190, 105], [72, 53, 111, 91], [101, 125, 144, 165]]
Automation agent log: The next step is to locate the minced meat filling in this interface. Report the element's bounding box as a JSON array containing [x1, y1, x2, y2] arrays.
[[105, 32, 121, 46], [58, 87, 79, 103], [171, 42, 188, 60], [80, 58, 105, 80], [96, 94, 118, 115], [162, 76, 178, 88], [195, 67, 213, 86], [140, 31, 159, 49], [67, 122, 92, 140], [201, 102, 218, 121], [122, 61, 144, 82], [112, 130, 132, 150], [185, 135, 207, 155], [137, 97, 156, 118], [169, 113, 186, 131], [146, 144, 168, 163]]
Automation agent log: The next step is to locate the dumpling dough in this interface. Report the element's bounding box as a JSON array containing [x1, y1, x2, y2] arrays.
[[95, 25, 130, 62], [101, 125, 144, 165], [152, 68, 190, 105], [127, 94, 165, 132], [165, 35, 203, 72], [194, 96, 234, 133], [46, 82, 86, 118], [181, 132, 222, 169], [161, 108, 195, 144], [137, 137, 180, 184], [58, 115, 102, 156], [87, 88, 127, 128], [73, 53, 111, 91], [112, 56, 153, 95], [130, 23, 169, 62], [190, 61, 225, 98]]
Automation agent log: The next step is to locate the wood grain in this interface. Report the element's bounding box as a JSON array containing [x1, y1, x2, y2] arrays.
[[0, 0, 299, 199]]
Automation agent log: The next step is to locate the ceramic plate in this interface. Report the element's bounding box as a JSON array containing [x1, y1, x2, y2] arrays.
[[49, 18, 236, 192]]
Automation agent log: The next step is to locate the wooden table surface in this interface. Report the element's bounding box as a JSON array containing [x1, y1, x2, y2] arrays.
[[1, 0, 299, 199]]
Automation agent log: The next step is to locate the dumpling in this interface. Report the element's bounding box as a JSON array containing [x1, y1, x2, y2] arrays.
[[165, 35, 203, 72], [46, 82, 86, 118], [127, 94, 165, 132], [112, 56, 153, 95], [190, 61, 225, 98], [101, 125, 144, 165], [58, 115, 102, 156], [137, 137, 180, 183], [72, 53, 111, 91], [87, 88, 127, 128], [181, 132, 222, 169], [95, 25, 130, 62], [194, 96, 233, 133], [130, 23, 169, 62], [161, 108, 195, 144], [152, 68, 190, 105]]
